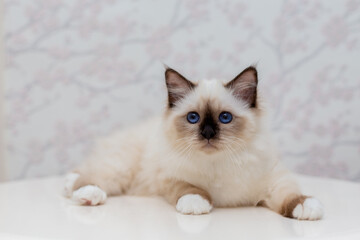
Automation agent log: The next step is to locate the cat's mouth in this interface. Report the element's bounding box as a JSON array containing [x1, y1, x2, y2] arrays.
[[201, 141, 218, 151]]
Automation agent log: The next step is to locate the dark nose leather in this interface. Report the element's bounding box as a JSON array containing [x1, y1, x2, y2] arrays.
[[201, 125, 216, 140]]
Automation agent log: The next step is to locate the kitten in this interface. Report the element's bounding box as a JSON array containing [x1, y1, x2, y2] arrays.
[[64, 66, 324, 220]]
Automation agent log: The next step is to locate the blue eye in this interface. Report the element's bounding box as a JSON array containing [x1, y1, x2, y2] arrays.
[[219, 112, 232, 124], [187, 112, 200, 124]]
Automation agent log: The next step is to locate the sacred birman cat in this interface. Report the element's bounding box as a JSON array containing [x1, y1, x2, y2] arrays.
[[64, 66, 324, 220]]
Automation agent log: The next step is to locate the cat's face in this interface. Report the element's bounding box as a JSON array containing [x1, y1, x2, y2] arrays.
[[164, 67, 261, 155]]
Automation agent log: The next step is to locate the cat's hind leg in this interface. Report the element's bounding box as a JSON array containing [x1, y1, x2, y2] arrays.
[[64, 146, 140, 205], [64, 162, 137, 206], [64, 131, 143, 205], [64, 172, 108, 206]]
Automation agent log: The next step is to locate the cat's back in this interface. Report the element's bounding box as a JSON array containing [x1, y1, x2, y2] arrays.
[[99, 116, 162, 145], [87, 116, 163, 165]]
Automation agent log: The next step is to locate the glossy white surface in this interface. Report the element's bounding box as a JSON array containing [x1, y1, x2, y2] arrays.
[[0, 175, 359, 240]]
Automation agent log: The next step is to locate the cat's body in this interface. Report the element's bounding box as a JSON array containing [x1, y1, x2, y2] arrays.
[[64, 67, 324, 220]]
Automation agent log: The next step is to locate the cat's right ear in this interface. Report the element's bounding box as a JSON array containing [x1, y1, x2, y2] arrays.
[[165, 68, 195, 108]]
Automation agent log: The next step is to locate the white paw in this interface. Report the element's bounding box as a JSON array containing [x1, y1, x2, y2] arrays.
[[63, 173, 80, 198], [292, 198, 324, 220], [72, 185, 107, 206], [176, 194, 212, 215]]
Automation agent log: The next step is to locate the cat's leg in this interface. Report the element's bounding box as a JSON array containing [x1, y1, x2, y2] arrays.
[[161, 180, 213, 215], [64, 134, 141, 206], [65, 157, 140, 206], [264, 170, 324, 220], [64, 164, 129, 206], [63, 167, 117, 206]]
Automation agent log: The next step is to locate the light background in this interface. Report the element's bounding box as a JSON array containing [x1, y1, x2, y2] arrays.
[[0, 0, 6, 181], [1, 0, 360, 181]]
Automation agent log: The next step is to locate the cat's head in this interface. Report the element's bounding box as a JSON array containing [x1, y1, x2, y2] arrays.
[[163, 66, 263, 155]]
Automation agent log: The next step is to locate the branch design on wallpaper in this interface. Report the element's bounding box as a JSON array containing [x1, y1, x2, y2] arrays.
[[3, 0, 360, 180]]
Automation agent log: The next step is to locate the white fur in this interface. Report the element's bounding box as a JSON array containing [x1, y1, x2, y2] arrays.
[[63, 173, 80, 197], [66, 75, 323, 220], [292, 198, 324, 220], [72, 185, 107, 206], [176, 194, 212, 215]]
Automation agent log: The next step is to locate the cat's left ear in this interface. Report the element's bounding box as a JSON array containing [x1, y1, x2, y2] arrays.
[[225, 66, 258, 108], [165, 68, 195, 108]]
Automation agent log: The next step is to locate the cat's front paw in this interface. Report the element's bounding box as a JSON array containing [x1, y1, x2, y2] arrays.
[[72, 185, 107, 206], [176, 194, 212, 215], [292, 197, 324, 220]]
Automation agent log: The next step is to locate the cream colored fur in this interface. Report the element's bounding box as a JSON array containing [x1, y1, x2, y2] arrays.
[[65, 68, 323, 220]]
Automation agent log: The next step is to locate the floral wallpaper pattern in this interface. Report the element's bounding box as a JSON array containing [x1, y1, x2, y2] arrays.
[[2, 0, 360, 181]]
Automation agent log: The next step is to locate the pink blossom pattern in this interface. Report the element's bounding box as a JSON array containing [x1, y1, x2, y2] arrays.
[[2, 0, 360, 181]]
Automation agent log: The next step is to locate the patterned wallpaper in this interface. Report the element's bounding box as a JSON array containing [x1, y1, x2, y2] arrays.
[[0, 0, 5, 181], [2, 0, 360, 181]]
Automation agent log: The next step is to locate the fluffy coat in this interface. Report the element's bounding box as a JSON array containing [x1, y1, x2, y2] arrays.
[[64, 67, 323, 220]]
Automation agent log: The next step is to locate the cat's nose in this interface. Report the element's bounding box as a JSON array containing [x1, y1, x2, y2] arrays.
[[201, 125, 216, 140]]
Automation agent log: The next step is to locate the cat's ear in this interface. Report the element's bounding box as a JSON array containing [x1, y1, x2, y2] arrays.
[[165, 67, 195, 108], [225, 66, 258, 108]]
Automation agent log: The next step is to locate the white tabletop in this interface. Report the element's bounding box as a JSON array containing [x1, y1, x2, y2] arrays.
[[0, 175, 359, 240]]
